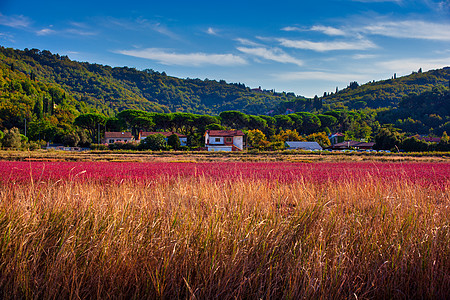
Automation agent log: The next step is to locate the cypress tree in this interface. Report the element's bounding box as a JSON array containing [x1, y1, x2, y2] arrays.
[[33, 98, 43, 119]]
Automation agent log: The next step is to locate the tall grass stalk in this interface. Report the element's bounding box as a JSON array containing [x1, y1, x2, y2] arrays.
[[0, 174, 448, 299]]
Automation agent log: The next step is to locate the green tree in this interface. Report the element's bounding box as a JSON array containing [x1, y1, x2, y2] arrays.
[[247, 115, 267, 131], [117, 109, 153, 135], [305, 132, 331, 148], [219, 111, 249, 129], [74, 113, 106, 142], [152, 113, 173, 131], [401, 137, 429, 152], [106, 117, 124, 132], [167, 134, 181, 150], [437, 131, 450, 151], [196, 115, 221, 133], [287, 114, 303, 131], [139, 133, 167, 151], [374, 126, 402, 150], [247, 129, 267, 149], [2, 127, 22, 149], [272, 129, 304, 142], [62, 131, 80, 147], [33, 98, 43, 119], [297, 112, 321, 134], [317, 114, 337, 131], [274, 115, 294, 130], [205, 123, 225, 130]]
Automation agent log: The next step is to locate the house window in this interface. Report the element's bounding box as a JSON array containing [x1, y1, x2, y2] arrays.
[[215, 138, 221, 142], [225, 137, 232, 143]]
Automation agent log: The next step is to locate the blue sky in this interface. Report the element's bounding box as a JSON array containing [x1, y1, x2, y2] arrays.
[[1, 0, 449, 97]]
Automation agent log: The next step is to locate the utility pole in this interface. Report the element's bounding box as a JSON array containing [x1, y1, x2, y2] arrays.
[[24, 118, 27, 137]]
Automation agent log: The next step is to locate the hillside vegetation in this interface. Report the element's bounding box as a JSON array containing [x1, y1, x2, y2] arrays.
[[321, 68, 450, 110], [0, 46, 303, 115]]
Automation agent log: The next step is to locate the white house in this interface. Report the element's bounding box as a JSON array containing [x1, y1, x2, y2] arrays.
[[103, 132, 134, 144], [285, 141, 322, 151], [139, 131, 187, 146], [205, 130, 244, 151]]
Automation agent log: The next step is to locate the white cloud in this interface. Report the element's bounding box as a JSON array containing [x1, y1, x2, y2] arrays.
[[66, 28, 97, 36], [353, 54, 379, 59], [35, 26, 96, 37], [237, 47, 303, 66], [117, 48, 247, 66], [282, 25, 347, 36], [0, 13, 30, 28], [235, 38, 262, 47], [278, 38, 377, 52], [36, 28, 55, 36], [281, 26, 302, 32], [310, 25, 347, 36], [364, 20, 450, 41], [151, 22, 180, 40], [206, 27, 217, 35]]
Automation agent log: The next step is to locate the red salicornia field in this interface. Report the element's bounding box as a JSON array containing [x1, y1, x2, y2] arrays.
[[2, 160, 449, 187], [0, 160, 449, 299]]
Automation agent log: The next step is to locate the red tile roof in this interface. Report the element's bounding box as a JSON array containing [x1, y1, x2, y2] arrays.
[[104, 132, 133, 139], [206, 130, 244, 137]]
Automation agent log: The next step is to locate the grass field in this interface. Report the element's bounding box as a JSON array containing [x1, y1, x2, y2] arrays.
[[0, 160, 449, 299]]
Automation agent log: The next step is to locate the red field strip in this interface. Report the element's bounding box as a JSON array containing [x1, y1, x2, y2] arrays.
[[1, 161, 448, 189]]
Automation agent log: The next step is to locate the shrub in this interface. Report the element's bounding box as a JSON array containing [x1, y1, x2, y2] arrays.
[[167, 134, 181, 150], [139, 134, 168, 151], [90, 143, 109, 150], [2, 127, 22, 149]]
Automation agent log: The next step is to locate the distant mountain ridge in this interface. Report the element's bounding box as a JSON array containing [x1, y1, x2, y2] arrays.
[[0, 46, 305, 115]]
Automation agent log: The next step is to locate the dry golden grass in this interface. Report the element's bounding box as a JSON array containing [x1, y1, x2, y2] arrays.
[[0, 175, 449, 299]]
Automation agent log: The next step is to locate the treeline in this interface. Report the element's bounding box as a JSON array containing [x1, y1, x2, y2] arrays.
[[72, 109, 378, 150], [73, 108, 450, 151]]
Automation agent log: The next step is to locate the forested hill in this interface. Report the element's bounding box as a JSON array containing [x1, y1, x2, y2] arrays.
[[321, 67, 450, 110], [0, 46, 304, 115]]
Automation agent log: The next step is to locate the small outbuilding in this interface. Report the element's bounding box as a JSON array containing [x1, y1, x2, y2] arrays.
[[285, 141, 322, 151]]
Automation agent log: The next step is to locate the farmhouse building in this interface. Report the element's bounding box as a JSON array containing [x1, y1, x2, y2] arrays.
[[204, 130, 244, 151], [139, 131, 187, 146], [103, 132, 134, 144]]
